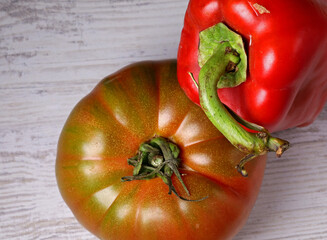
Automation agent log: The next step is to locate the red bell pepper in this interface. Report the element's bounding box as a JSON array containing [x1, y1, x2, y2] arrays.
[[177, 0, 327, 174]]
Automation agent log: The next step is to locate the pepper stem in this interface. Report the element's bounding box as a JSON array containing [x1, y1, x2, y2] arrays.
[[198, 42, 289, 176], [121, 137, 207, 201]]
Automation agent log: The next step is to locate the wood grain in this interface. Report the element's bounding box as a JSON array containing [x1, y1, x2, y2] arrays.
[[0, 1, 326, 239]]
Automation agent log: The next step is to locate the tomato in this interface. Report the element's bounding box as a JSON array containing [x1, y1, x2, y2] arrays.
[[56, 60, 266, 240]]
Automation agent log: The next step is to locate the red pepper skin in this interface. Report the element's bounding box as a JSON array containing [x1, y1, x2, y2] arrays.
[[177, 0, 327, 132]]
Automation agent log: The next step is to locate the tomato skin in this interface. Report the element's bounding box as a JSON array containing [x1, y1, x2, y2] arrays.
[[56, 60, 266, 240]]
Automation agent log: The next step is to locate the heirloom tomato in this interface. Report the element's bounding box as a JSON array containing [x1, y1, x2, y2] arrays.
[[56, 60, 266, 240]]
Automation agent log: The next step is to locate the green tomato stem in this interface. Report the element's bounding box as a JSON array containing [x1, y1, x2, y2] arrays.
[[121, 137, 207, 201]]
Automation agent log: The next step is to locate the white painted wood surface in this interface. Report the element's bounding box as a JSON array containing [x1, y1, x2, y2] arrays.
[[1, 1, 326, 239]]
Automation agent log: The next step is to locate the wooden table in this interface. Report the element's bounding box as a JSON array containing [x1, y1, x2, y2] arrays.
[[1, 1, 326, 239]]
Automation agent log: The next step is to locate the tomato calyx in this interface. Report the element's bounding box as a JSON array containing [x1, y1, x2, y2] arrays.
[[121, 137, 207, 202]]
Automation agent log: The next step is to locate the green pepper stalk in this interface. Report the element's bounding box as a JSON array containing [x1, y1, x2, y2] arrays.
[[195, 23, 289, 176]]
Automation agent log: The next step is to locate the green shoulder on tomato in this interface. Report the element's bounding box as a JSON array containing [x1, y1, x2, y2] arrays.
[[56, 60, 266, 240]]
